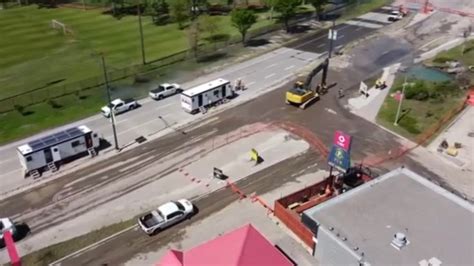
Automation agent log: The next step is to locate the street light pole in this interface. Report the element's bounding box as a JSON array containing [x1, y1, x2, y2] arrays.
[[394, 75, 408, 126], [137, 1, 146, 65], [100, 55, 120, 150]]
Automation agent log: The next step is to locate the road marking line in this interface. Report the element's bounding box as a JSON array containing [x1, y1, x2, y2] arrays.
[[338, 34, 345, 39], [49, 224, 137, 265], [284, 65, 295, 70], [264, 63, 277, 69], [247, 81, 256, 87], [265, 73, 276, 79]]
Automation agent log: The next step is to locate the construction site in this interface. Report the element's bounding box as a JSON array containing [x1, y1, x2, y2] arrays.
[[1, 0, 474, 265]]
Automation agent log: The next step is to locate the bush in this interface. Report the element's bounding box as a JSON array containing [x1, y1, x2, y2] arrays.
[[433, 56, 451, 64], [405, 80, 430, 101], [14, 104, 24, 114], [399, 114, 420, 134]]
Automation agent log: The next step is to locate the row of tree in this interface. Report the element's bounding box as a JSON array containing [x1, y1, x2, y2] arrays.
[[159, 0, 329, 44]]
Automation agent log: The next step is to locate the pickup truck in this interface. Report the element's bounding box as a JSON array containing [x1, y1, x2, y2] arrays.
[[138, 199, 194, 235], [149, 83, 182, 100], [101, 98, 138, 117]]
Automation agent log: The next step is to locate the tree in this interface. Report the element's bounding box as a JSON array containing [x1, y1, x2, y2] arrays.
[[170, 0, 189, 29], [200, 14, 221, 41], [231, 9, 257, 44], [308, 0, 328, 20], [186, 19, 201, 58], [151, 0, 170, 25], [264, 0, 277, 20], [274, 0, 302, 33]]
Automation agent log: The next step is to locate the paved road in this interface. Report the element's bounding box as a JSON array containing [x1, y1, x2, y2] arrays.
[[2, 28, 463, 264], [0, 7, 395, 195]]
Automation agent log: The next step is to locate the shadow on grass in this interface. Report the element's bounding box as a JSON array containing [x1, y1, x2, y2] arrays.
[[245, 39, 271, 47], [197, 52, 228, 63]]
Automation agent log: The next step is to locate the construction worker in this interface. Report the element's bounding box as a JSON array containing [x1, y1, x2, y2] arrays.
[[338, 88, 345, 98]]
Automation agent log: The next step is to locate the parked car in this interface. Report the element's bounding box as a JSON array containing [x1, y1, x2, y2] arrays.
[[0, 217, 16, 240], [101, 98, 138, 117], [388, 11, 404, 22], [138, 199, 194, 235], [149, 83, 182, 100]]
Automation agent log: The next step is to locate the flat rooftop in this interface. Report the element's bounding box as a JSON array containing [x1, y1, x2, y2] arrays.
[[304, 167, 474, 265]]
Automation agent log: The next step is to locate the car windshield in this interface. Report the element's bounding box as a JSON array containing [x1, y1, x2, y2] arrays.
[[107, 103, 114, 108], [174, 201, 185, 211], [151, 86, 165, 93]]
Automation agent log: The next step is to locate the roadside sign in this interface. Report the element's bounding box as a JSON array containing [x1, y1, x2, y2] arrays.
[[327, 145, 351, 173], [333, 131, 352, 152], [359, 82, 368, 95], [328, 130, 352, 172], [213, 167, 225, 180], [328, 29, 338, 40]]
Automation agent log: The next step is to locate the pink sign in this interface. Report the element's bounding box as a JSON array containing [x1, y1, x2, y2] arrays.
[[333, 131, 352, 151]]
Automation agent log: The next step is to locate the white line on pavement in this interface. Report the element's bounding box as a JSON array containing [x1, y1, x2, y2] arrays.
[[284, 65, 295, 70], [338, 34, 345, 39], [247, 81, 256, 87], [264, 63, 277, 69], [48, 225, 138, 266], [265, 73, 276, 79]]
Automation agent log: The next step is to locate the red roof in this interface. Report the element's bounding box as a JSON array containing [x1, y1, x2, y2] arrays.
[[158, 224, 294, 266]]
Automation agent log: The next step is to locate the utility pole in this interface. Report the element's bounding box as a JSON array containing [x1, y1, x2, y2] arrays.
[[137, 1, 146, 65], [100, 55, 120, 150], [394, 75, 408, 126]]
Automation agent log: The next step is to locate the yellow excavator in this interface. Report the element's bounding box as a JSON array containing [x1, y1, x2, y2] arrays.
[[286, 59, 329, 109]]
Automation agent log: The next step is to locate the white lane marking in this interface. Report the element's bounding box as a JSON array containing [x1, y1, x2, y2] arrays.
[[338, 34, 345, 39], [284, 65, 295, 70], [325, 108, 337, 115], [265, 73, 276, 79], [156, 102, 174, 110], [48, 225, 138, 265], [265, 63, 277, 69], [247, 81, 256, 87]]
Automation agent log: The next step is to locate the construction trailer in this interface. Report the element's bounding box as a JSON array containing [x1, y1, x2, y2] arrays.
[[180, 78, 233, 113], [17, 125, 100, 178]]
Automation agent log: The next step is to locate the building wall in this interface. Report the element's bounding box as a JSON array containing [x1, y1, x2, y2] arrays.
[[315, 226, 367, 266]]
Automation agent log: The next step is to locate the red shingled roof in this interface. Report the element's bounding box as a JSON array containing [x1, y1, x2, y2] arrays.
[[158, 224, 294, 266]]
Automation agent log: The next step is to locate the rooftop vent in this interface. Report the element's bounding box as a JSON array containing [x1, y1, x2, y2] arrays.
[[391, 232, 409, 250]]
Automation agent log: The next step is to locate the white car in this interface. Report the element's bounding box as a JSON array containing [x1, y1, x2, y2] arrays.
[[138, 199, 194, 235], [388, 10, 404, 22], [149, 83, 182, 100], [0, 218, 16, 240]]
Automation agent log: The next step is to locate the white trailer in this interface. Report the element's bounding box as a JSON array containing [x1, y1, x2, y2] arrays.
[[180, 78, 233, 113], [17, 125, 100, 178]]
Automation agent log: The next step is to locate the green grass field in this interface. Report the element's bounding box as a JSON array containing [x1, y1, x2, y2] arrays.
[[377, 78, 465, 141], [0, 4, 274, 100]]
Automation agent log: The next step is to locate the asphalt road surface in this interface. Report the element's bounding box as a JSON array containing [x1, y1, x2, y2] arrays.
[[0, 8, 392, 189], [50, 67, 456, 265], [1, 35, 460, 263]]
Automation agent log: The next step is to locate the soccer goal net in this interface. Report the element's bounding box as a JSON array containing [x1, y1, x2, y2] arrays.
[[50, 19, 73, 35]]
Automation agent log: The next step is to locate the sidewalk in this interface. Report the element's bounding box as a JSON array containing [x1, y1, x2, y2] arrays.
[[347, 63, 401, 122]]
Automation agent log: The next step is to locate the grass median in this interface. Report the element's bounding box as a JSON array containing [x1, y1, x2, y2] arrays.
[[21, 219, 135, 266]]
